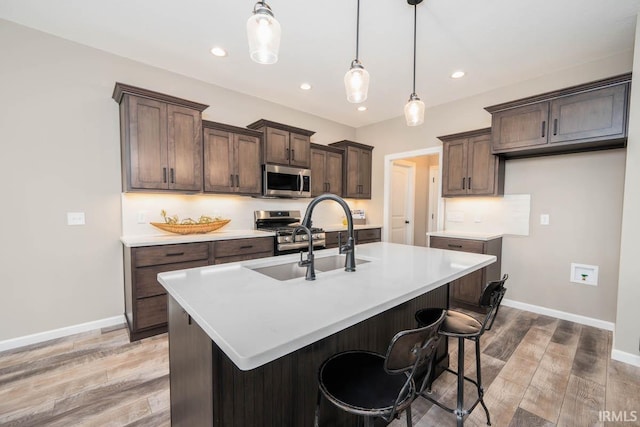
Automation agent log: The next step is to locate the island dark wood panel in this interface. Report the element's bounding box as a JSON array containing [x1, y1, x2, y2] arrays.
[[167, 285, 449, 426]]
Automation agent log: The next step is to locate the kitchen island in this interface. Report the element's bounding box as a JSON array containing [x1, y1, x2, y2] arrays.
[[158, 242, 496, 426]]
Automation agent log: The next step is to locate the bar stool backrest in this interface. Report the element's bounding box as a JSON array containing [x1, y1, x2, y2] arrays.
[[478, 274, 509, 333]]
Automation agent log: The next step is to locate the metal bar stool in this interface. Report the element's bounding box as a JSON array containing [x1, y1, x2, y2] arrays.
[[415, 274, 508, 427], [314, 310, 446, 427]]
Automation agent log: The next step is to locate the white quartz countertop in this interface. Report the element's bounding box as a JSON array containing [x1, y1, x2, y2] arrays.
[[120, 229, 275, 247], [321, 224, 383, 232], [157, 242, 496, 371], [427, 230, 503, 241]]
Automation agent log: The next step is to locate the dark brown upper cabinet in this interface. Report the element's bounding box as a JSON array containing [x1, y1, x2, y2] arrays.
[[202, 121, 262, 196], [310, 143, 343, 197], [439, 128, 504, 197], [329, 140, 373, 199], [246, 119, 315, 169], [113, 83, 208, 192], [486, 73, 631, 158]]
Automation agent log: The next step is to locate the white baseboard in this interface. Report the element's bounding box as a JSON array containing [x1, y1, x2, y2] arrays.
[[0, 315, 126, 353], [611, 349, 640, 367], [501, 298, 615, 331]]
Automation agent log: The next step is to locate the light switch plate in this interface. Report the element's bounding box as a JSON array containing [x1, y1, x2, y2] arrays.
[[540, 214, 550, 225], [67, 212, 85, 226]]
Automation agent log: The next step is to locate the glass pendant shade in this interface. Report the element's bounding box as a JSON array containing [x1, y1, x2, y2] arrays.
[[404, 94, 425, 126], [247, 2, 281, 65], [344, 60, 370, 103]]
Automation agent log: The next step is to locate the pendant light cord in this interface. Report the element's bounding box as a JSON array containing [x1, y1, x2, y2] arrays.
[[356, 0, 361, 60], [412, 4, 417, 95]]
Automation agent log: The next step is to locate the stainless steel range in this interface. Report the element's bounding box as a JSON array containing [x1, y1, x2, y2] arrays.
[[255, 210, 326, 255]]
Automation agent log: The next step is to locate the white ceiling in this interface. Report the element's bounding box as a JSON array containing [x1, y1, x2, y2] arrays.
[[1, 0, 639, 128]]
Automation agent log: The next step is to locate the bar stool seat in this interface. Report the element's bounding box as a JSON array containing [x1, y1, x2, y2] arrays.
[[314, 310, 446, 427], [415, 274, 508, 427]]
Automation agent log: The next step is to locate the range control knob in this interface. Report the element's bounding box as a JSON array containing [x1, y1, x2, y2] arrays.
[[284, 236, 290, 242]]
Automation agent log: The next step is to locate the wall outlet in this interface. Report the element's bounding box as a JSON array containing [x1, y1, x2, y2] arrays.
[[67, 212, 85, 226], [540, 214, 550, 225], [474, 214, 483, 223], [447, 211, 465, 222], [137, 211, 148, 224]]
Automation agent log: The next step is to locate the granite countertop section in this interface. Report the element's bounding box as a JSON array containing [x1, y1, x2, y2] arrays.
[[427, 230, 503, 241], [322, 224, 383, 232], [120, 229, 275, 247], [158, 242, 495, 371]]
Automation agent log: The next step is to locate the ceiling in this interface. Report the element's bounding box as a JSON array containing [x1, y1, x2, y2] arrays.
[[1, 0, 639, 128]]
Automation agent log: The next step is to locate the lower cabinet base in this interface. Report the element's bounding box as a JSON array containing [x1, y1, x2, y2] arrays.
[[168, 285, 449, 427]]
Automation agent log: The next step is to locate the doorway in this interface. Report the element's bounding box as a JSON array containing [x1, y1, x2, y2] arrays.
[[383, 147, 442, 246]]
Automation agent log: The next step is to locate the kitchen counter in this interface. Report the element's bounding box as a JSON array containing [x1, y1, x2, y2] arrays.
[[427, 230, 503, 241], [120, 229, 275, 247], [158, 241, 495, 371], [321, 223, 383, 232]]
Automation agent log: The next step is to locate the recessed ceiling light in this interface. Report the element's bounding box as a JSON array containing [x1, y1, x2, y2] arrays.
[[357, 106, 367, 112], [210, 47, 228, 57], [300, 83, 312, 90], [450, 70, 465, 79]]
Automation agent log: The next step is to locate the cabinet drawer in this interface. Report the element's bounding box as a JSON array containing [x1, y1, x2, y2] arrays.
[[429, 237, 484, 254], [356, 228, 381, 243], [135, 294, 167, 330], [214, 237, 274, 258], [134, 243, 210, 267], [135, 260, 209, 299]]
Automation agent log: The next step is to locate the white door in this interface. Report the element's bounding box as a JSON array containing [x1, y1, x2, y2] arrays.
[[390, 161, 415, 244], [428, 165, 439, 232]]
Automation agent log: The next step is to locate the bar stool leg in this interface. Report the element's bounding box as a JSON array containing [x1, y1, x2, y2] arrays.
[[474, 337, 491, 426], [405, 407, 413, 427], [314, 388, 321, 427], [456, 337, 465, 427]]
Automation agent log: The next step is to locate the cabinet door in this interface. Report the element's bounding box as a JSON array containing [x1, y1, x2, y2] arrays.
[[549, 84, 627, 144], [264, 127, 290, 165], [343, 146, 361, 198], [442, 139, 468, 197], [167, 104, 202, 191], [203, 128, 235, 193], [492, 102, 549, 152], [467, 134, 497, 196], [450, 270, 484, 306], [358, 149, 372, 199], [127, 96, 168, 190], [289, 133, 311, 168], [310, 149, 327, 197], [235, 133, 262, 195], [326, 151, 343, 196]]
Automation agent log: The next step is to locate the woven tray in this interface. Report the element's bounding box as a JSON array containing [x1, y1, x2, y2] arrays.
[[150, 219, 231, 235]]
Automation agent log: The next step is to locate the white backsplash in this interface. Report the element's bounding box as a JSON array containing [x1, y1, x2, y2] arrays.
[[444, 194, 531, 236], [121, 193, 369, 236]]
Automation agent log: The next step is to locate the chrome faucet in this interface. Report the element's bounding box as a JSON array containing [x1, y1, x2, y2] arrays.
[[293, 225, 316, 281], [301, 194, 356, 277]]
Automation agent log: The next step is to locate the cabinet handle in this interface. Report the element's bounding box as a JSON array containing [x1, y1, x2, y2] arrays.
[[235, 174, 239, 187], [170, 168, 175, 184], [239, 245, 254, 249], [462, 177, 466, 190], [163, 168, 167, 183], [230, 174, 234, 187], [541, 121, 546, 138], [468, 177, 472, 190], [286, 148, 290, 160], [553, 118, 558, 136], [182, 310, 192, 325], [166, 252, 185, 257], [448, 244, 463, 249], [291, 149, 295, 161], [327, 182, 330, 192]]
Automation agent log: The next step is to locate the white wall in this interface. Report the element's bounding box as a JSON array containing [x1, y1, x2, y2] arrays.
[[0, 19, 362, 341], [356, 52, 632, 324]]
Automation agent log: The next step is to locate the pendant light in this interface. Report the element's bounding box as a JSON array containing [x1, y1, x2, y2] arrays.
[[247, 1, 281, 65], [404, 0, 425, 126], [344, 0, 369, 103]]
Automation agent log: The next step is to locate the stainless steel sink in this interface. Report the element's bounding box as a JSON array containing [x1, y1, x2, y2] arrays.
[[249, 255, 370, 281]]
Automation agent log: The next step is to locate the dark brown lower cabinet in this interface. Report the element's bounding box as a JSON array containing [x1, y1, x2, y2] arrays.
[[429, 236, 502, 311], [123, 237, 274, 341], [324, 227, 381, 249], [167, 283, 449, 426]]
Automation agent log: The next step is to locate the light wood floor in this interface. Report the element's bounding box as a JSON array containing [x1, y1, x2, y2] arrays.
[[1, 306, 639, 426]]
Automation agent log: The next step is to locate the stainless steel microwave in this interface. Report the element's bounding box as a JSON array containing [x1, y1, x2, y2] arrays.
[[263, 164, 311, 198]]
